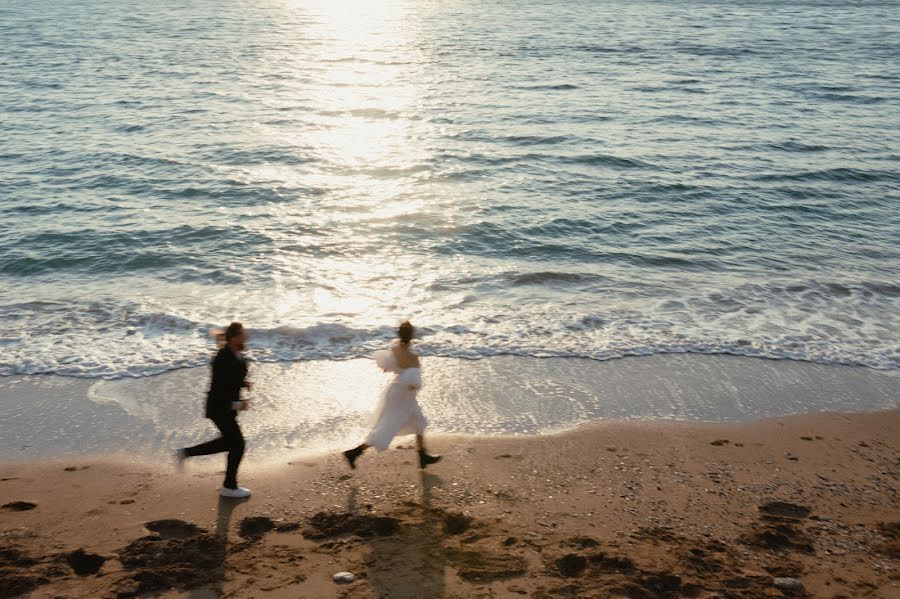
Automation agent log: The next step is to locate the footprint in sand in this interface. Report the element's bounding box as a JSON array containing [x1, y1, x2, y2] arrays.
[[239, 516, 275, 539], [2, 501, 37, 512], [759, 502, 811, 520], [144, 519, 206, 539], [66, 549, 107, 576], [555, 554, 588, 577], [442, 512, 474, 535]]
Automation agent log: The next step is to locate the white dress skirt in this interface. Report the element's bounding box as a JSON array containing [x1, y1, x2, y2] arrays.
[[365, 349, 426, 451]]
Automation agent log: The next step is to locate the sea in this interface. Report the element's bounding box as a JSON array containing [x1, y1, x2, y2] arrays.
[[2, 0, 899, 382]]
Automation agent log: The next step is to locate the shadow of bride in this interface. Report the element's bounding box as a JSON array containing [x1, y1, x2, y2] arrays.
[[357, 471, 447, 599]]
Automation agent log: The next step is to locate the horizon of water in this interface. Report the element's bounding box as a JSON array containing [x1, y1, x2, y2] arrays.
[[2, 0, 899, 380]]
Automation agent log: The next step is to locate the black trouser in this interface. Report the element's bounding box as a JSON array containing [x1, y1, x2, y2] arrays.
[[184, 413, 245, 489]]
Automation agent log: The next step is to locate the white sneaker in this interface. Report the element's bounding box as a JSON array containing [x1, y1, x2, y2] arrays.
[[220, 486, 251, 498]]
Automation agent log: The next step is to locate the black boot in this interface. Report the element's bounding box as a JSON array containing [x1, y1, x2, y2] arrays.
[[418, 449, 442, 469], [343, 446, 364, 469]]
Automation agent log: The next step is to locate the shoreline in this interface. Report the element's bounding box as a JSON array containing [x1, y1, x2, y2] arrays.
[[2, 408, 898, 598], [1, 353, 897, 464]]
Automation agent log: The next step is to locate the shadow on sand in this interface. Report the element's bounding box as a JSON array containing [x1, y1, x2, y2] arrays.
[[356, 471, 447, 599], [187, 495, 247, 598]]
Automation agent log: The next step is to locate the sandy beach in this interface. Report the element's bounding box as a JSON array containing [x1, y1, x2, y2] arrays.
[[2, 407, 898, 598], [4, 0, 900, 597]]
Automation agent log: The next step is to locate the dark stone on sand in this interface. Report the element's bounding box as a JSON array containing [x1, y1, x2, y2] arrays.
[[442, 512, 474, 535], [304, 511, 400, 540], [66, 549, 106, 576], [773, 577, 805, 594], [566, 536, 599, 549], [1, 501, 36, 512], [709, 439, 729, 446], [144, 519, 206, 540], [64, 466, 78, 471], [239, 516, 275, 539], [555, 554, 587, 577], [759, 501, 811, 520], [503, 536, 518, 546]]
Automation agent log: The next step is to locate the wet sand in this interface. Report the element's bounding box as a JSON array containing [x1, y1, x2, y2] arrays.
[[2, 409, 898, 598], [2, 354, 898, 461]]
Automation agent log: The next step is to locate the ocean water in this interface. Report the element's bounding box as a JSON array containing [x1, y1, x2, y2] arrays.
[[2, 0, 899, 379]]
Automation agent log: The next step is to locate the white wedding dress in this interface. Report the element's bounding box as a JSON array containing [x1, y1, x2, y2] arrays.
[[365, 348, 426, 450]]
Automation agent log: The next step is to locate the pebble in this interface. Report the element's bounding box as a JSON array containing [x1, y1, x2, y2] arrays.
[[773, 577, 805, 593], [333, 571, 356, 584]]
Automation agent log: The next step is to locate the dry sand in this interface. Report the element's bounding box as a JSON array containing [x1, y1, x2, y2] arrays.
[[2, 409, 898, 598]]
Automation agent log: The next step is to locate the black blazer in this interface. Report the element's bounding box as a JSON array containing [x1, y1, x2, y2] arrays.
[[205, 347, 249, 419]]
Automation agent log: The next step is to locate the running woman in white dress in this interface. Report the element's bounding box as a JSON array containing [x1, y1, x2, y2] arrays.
[[343, 321, 441, 470]]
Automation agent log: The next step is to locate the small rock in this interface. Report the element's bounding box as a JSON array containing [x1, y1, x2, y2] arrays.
[[773, 577, 805, 593], [333, 571, 356, 583], [710, 439, 729, 446]]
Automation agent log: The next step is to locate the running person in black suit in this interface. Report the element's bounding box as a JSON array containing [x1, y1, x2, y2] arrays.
[[177, 321, 253, 498]]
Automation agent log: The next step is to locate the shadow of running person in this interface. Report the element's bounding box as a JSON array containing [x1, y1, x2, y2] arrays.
[[187, 495, 248, 598], [357, 472, 447, 599]]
